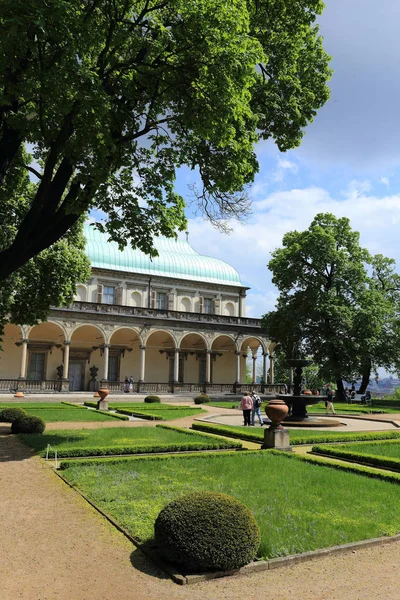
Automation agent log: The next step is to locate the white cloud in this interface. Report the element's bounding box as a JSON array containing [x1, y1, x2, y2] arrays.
[[186, 184, 400, 317], [380, 177, 390, 188], [273, 158, 298, 182]]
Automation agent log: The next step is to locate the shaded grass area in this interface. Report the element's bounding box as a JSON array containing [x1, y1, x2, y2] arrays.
[[0, 402, 119, 422], [60, 451, 400, 560], [18, 425, 241, 457], [312, 440, 400, 471], [192, 422, 400, 445]]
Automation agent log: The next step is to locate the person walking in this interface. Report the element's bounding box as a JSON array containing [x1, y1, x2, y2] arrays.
[[129, 375, 134, 393], [325, 386, 336, 415], [239, 391, 253, 426], [123, 376, 130, 393], [251, 391, 264, 426]]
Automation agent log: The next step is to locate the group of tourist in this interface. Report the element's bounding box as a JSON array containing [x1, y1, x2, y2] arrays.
[[123, 376, 134, 393], [239, 391, 265, 426]]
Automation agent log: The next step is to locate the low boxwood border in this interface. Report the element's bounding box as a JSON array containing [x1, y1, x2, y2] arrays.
[[311, 442, 400, 472], [192, 422, 400, 446], [62, 401, 129, 420], [42, 427, 241, 459]]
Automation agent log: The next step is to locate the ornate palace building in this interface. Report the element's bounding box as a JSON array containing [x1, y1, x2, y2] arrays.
[[0, 226, 277, 394]]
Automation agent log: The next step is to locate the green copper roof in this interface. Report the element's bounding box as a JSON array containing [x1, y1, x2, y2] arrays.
[[85, 224, 243, 286]]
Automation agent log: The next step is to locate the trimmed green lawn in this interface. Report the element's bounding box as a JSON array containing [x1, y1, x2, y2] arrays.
[[337, 440, 400, 459], [0, 403, 119, 422], [84, 401, 206, 420], [18, 425, 241, 457], [61, 451, 400, 559]]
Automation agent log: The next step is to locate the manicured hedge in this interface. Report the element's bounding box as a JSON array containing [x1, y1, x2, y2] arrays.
[[114, 408, 162, 420], [311, 444, 400, 471], [144, 395, 161, 403], [12, 416, 45, 434], [192, 422, 400, 446], [0, 407, 27, 422], [155, 491, 260, 572], [194, 395, 210, 404]]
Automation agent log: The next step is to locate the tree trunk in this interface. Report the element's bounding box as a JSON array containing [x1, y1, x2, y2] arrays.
[[358, 368, 371, 394], [335, 379, 346, 402]]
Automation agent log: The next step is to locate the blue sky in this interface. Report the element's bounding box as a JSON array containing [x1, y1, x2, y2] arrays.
[[172, 0, 400, 318]]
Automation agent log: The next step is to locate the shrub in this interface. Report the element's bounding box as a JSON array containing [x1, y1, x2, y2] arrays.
[[11, 416, 46, 434], [154, 491, 260, 572], [194, 395, 210, 404], [144, 395, 161, 403], [0, 407, 27, 422]]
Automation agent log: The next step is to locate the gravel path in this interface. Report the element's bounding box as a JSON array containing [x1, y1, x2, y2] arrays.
[[3, 407, 400, 599]]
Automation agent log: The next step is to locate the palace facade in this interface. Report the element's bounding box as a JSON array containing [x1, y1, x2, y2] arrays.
[[0, 226, 277, 394]]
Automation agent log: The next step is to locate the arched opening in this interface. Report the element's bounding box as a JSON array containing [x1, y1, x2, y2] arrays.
[[180, 333, 207, 383], [211, 335, 236, 384], [145, 330, 175, 382], [28, 322, 66, 382], [109, 328, 141, 383], [240, 337, 264, 385], [69, 325, 105, 391]]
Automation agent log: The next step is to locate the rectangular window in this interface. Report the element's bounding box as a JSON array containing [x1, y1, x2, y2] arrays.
[[156, 292, 167, 310], [28, 352, 46, 380], [103, 286, 115, 304], [108, 355, 120, 381], [203, 298, 212, 314]]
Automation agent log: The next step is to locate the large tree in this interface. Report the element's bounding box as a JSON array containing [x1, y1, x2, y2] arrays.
[[0, 146, 91, 339], [0, 0, 331, 283], [262, 213, 400, 400]]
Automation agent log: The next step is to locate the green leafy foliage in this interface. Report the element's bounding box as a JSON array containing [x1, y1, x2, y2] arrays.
[[263, 213, 400, 398], [0, 148, 91, 341], [11, 415, 45, 434], [154, 491, 260, 572], [0, 406, 27, 422], [0, 0, 331, 291]]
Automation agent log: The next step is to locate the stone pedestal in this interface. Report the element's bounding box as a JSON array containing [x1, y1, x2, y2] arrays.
[[261, 428, 291, 451], [97, 399, 109, 411]]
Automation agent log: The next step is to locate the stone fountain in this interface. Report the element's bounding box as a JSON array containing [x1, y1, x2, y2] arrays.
[[280, 358, 320, 420]]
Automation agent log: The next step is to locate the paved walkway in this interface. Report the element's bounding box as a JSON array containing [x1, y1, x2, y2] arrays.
[[3, 406, 400, 599]]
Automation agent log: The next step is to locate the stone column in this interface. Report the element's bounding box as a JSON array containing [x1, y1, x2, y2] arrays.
[[174, 348, 180, 382], [61, 341, 71, 391], [262, 352, 268, 386], [19, 339, 29, 379], [102, 343, 110, 381], [252, 353, 257, 384], [235, 351, 241, 384], [269, 354, 275, 384], [62, 341, 71, 379], [139, 345, 146, 382], [206, 350, 211, 384]]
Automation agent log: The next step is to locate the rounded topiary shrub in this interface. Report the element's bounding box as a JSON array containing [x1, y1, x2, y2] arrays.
[[144, 395, 161, 403], [0, 407, 27, 423], [154, 491, 260, 573], [11, 416, 46, 434], [194, 395, 210, 404]]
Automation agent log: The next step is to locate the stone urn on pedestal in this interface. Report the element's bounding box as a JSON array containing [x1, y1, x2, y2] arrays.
[[261, 398, 291, 451], [97, 387, 109, 411]]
